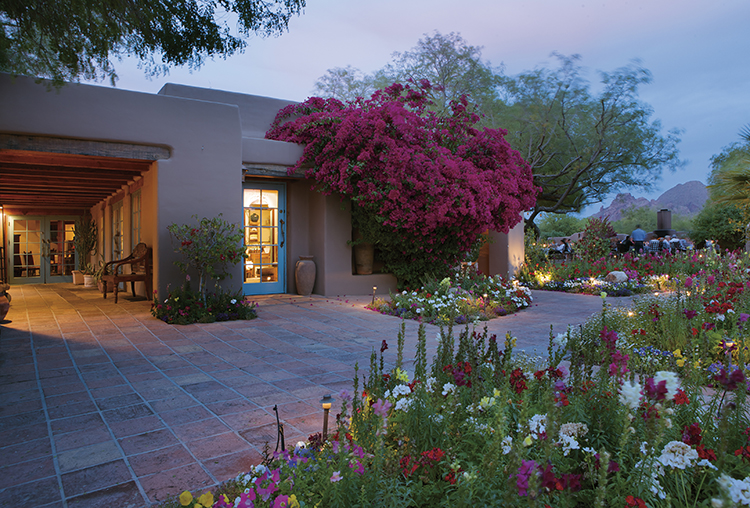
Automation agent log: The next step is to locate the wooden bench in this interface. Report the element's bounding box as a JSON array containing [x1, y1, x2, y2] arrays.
[[101, 243, 152, 303]]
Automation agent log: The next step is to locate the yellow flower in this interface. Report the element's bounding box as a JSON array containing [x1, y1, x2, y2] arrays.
[[179, 491, 193, 507], [493, 388, 501, 397], [197, 492, 214, 507], [289, 494, 300, 508], [676, 359, 685, 367], [523, 435, 533, 447], [673, 349, 682, 358]]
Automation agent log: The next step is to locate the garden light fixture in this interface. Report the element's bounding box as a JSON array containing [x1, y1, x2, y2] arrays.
[[372, 286, 377, 305], [321, 394, 334, 439], [273, 404, 285, 452]]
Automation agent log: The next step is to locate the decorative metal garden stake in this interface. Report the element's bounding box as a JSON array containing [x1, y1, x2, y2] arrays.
[[320, 394, 334, 439], [273, 404, 285, 452]]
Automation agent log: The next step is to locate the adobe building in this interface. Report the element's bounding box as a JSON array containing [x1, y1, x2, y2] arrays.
[[0, 73, 524, 299]]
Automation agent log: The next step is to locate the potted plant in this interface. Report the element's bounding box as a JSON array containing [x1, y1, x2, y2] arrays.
[[73, 216, 98, 284], [93, 262, 110, 293], [81, 262, 96, 288]]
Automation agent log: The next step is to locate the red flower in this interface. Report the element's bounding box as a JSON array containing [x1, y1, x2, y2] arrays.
[[673, 389, 690, 405], [626, 495, 647, 507]]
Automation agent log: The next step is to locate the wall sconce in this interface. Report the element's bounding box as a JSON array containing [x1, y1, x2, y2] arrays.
[[320, 394, 334, 439], [372, 286, 377, 305]]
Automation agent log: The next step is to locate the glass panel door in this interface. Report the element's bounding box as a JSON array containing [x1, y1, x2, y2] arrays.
[[8, 216, 76, 284], [10, 218, 43, 283], [243, 183, 286, 295]]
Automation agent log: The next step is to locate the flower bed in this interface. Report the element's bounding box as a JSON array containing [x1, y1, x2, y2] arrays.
[[367, 271, 532, 324], [519, 250, 749, 297], [166, 299, 750, 507], [151, 283, 258, 325]]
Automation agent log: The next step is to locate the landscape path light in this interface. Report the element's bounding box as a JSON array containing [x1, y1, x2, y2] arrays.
[[321, 394, 334, 439], [372, 286, 377, 305]]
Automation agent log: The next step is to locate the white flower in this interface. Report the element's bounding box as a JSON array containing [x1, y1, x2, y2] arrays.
[[395, 398, 412, 411], [442, 383, 456, 396], [553, 333, 568, 349], [717, 474, 750, 505], [529, 414, 547, 435], [619, 380, 643, 410], [658, 441, 699, 469], [711, 498, 724, 508], [717, 313, 726, 321], [425, 377, 436, 392], [501, 436, 512, 455], [559, 422, 588, 438], [654, 371, 681, 400], [559, 434, 580, 456], [392, 384, 411, 397]]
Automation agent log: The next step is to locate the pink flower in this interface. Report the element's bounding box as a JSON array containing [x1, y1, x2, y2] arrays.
[[372, 398, 393, 418], [330, 471, 343, 483]]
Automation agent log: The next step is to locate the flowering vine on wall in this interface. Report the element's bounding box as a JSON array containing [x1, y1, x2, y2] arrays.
[[266, 81, 538, 287]]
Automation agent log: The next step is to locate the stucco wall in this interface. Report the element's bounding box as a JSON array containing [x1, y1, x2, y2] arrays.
[[0, 74, 244, 297]]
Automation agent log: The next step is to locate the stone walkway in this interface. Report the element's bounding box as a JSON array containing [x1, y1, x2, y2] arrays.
[[0, 284, 632, 507]]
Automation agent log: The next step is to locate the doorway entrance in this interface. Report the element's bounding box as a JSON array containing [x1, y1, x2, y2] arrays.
[[8, 216, 77, 284], [242, 183, 286, 295]]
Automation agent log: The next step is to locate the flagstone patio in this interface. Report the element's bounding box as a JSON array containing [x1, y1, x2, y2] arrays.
[[0, 284, 629, 507]]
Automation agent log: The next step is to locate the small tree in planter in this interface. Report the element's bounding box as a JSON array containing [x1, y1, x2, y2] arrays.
[[153, 215, 256, 325], [167, 214, 246, 301], [73, 215, 97, 282]]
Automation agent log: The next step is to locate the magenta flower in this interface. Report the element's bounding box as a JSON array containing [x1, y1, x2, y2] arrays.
[[683, 309, 697, 320], [684, 277, 693, 287], [516, 459, 538, 496]]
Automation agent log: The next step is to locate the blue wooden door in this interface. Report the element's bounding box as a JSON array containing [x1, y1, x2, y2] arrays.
[[242, 182, 286, 295]]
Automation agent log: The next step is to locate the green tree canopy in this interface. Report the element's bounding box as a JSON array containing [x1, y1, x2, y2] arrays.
[[489, 54, 683, 233], [609, 206, 693, 235], [313, 31, 498, 115], [707, 125, 750, 205], [0, 0, 306, 85], [537, 213, 584, 239]]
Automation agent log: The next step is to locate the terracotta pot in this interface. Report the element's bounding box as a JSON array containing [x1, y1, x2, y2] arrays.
[[295, 255, 316, 296], [354, 243, 374, 275], [0, 294, 9, 321]]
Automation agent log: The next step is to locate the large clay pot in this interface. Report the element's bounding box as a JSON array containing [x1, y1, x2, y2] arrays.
[[295, 255, 316, 296], [354, 243, 374, 275]]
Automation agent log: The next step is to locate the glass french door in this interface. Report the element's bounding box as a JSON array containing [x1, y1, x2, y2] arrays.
[[8, 216, 77, 284], [243, 183, 286, 295]]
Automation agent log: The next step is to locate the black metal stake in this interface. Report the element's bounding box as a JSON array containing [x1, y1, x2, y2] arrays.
[[273, 404, 285, 452]]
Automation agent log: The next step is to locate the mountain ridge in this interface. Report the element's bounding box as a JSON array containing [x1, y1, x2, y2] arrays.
[[589, 181, 708, 221]]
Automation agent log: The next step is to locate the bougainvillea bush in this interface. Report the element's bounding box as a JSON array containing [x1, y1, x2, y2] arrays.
[[368, 269, 532, 324], [266, 81, 538, 288], [165, 315, 750, 508]]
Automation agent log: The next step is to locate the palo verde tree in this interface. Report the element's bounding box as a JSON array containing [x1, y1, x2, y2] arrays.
[[489, 54, 683, 236], [0, 0, 306, 85], [266, 81, 538, 288], [313, 31, 498, 115]]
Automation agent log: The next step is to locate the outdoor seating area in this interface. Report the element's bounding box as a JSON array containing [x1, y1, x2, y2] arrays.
[[101, 242, 152, 304]]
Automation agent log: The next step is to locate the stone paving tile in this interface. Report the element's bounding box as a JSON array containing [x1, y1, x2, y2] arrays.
[[61, 459, 132, 498], [2, 283, 618, 506], [0, 476, 63, 507]]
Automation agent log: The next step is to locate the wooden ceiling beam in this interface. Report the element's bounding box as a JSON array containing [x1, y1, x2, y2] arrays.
[[0, 151, 154, 172]]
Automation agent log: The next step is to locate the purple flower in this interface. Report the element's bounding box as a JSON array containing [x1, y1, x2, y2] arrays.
[[339, 389, 352, 402], [516, 460, 538, 496], [684, 277, 693, 288], [683, 309, 698, 320], [740, 313, 750, 323]]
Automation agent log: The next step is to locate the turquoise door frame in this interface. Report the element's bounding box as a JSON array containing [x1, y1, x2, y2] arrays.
[[8, 215, 77, 284], [242, 182, 287, 295]]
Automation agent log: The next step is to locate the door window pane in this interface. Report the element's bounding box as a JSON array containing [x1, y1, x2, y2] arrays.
[[243, 189, 279, 283]]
